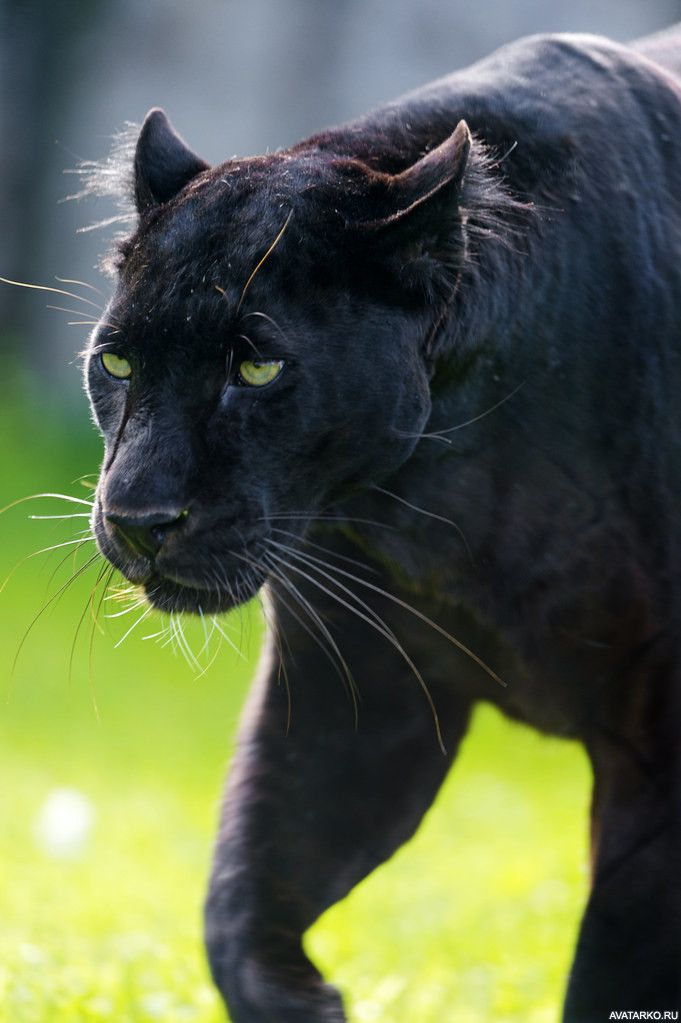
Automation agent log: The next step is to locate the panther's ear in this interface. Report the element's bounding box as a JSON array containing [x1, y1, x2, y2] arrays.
[[134, 108, 209, 214], [368, 120, 472, 230]]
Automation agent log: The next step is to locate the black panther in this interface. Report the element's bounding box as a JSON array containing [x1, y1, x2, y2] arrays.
[[83, 23, 681, 1022]]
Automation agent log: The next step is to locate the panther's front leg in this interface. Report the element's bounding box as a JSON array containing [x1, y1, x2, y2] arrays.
[[204, 580, 472, 1022], [564, 652, 681, 1021]]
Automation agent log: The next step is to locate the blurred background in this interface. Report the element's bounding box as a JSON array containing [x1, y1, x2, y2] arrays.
[[1, 2, 679, 1021]]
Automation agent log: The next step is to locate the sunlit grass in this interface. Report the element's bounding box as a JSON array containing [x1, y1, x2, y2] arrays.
[[0, 380, 591, 1022]]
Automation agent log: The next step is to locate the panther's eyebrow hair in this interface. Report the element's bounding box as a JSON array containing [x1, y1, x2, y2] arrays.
[[236, 210, 293, 315]]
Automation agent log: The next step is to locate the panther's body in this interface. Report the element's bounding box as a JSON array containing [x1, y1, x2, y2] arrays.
[[86, 25, 681, 1021]]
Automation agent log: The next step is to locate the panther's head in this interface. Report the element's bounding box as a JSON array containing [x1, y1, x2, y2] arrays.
[[87, 109, 473, 613]]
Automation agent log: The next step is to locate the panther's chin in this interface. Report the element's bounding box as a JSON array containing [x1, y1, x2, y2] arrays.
[[143, 568, 268, 615]]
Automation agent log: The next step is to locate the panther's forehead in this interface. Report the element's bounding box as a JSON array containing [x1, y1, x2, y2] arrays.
[[102, 106, 477, 355], [116, 152, 341, 319], [130, 163, 283, 268]]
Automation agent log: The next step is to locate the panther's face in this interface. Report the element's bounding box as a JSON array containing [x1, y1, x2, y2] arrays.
[[86, 110, 471, 613]]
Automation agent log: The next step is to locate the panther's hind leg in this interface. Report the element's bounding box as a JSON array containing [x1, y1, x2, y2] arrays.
[[563, 650, 681, 1021], [204, 582, 472, 1023]]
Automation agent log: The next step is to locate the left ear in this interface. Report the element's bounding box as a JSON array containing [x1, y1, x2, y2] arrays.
[[366, 119, 472, 230], [134, 108, 210, 214]]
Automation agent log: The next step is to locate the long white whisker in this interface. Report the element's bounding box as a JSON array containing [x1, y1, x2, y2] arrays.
[[198, 605, 212, 657], [211, 616, 245, 660], [1, 536, 96, 595], [0, 276, 103, 311], [114, 606, 152, 648], [55, 275, 105, 297], [105, 599, 147, 620], [261, 552, 362, 726], [267, 548, 444, 748], [0, 492, 95, 515], [172, 614, 202, 673], [29, 513, 92, 520], [262, 572, 348, 690], [46, 304, 105, 318], [31, 537, 93, 555], [267, 538, 506, 689], [270, 527, 380, 576], [254, 551, 357, 705]]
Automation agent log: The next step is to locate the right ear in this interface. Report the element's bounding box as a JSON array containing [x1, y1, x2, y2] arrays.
[[134, 108, 209, 214], [365, 120, 472, 231]]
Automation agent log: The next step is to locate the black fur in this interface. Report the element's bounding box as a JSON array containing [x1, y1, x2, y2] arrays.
[[84, 26, 681, 1021]]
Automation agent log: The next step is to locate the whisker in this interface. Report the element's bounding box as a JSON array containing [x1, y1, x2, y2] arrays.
[[257, 590, 293, 733], [46, 531, 95, 586], [241, 310, 290, 346], [174, 613, 203, 672], [198, 605, 211, 655], [114, 605, 152, 648], [267, 547, 446, 748], [189, 606, 219, 679], [88, 563, 117, 709], [1, 536, 95, 596], [69, 559, 110, 688], [30, 513, 92, 520], [261, 552, 362, 729], [426, 381, 525, 437], [270, 527, 380, 576], [11, 553, 101, 682], [167, 613, 182, 660], [261, 578, 329, 679], [269, 543, 396, 646], [55, 276, 105, 297], [72, 474, 98, 490], [104, 585, 138, 603], [210, 616, 244, 660], [46, 304, 106, 320], [43, 541, 93, 593], [105, 598, 147, 619], [159, 613, 178, 653], [77, 213, 133, 234], [31, 536, 94, 555], [142, 629, 168, 641], [236, 333, 263, 358], [0, 492, 95, 516], [268, 538, 506, 689], [78, 342, 122, 362], [0, 276, 103, 311], [404, 381, 526, 443], [260, 512, 399, 531], [253, 551, 358, 721], [90, 564, 116, 639], [370, 485, 473, 562], [170, 613, 193, 669]]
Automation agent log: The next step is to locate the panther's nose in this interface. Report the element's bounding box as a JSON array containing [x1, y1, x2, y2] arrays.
[[105, 508, 189, 558]]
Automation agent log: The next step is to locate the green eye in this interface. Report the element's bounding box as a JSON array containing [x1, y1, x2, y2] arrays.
[[238, 359, 284, 387], [101, 351, 132, 380]]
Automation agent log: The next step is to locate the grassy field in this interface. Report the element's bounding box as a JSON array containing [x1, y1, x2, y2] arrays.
[[0, 380, 592, 1022]]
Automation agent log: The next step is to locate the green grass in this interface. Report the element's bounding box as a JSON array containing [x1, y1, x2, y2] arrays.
[[0, 380, 592, 1022]]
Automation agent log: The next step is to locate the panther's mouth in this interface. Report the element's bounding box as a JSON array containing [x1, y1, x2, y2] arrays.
[[91, 500, 269, 615], [141, 565, 268, 615]]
